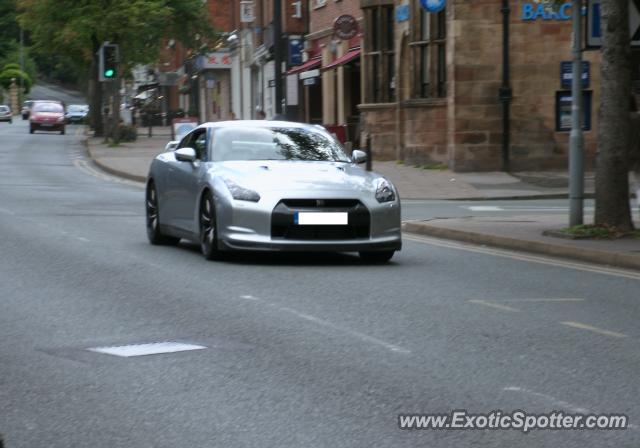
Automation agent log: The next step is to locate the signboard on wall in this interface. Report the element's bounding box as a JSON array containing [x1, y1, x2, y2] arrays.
[[289, 36, 303, 66], [197, 52, 232, 70], [560, 61, 590, 89], [556, 91, 592, 132], [240, 1, 255, 23]]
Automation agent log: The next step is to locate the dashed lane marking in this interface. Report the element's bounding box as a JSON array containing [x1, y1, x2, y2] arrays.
[[559, 321, 629, 339], [468, 300, 521, 313]]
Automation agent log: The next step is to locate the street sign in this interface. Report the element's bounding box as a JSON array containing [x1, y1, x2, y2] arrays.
[[560, 61, 590, 89], [587, 0, 640, 47], [556, 90, 592, 132], [420, 0, 446, 13]]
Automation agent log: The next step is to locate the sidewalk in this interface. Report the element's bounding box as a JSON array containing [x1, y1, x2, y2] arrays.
[[85, 132, 594, 200]]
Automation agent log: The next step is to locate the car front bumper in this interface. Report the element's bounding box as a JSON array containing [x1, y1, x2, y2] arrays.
[[215, 190, 402, 253]]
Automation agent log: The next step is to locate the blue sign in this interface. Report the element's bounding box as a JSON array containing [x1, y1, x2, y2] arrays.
[[522, 2, 572, 21], [587, 0, 640, 48], [289, 37, 303, 66], [556, 90, 592, 132], [396, 4, 410, 22], [560, 61, 590, 89], [420, 0, 446, 13]]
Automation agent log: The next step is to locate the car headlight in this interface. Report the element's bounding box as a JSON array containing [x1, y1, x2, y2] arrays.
[[375, 178, 396, 203], [222, 177, 261, 202]]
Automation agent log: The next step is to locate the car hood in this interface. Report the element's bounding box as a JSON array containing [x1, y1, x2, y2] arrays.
[[210, 160, 382, 193]]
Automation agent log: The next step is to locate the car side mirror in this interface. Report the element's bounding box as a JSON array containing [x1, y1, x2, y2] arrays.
[[165, 141, 179, 151], [175, 147, 197, 163], [352, 150, 367, 164]]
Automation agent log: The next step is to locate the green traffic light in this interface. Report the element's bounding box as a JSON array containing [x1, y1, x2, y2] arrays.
[[104, 69, 115, 78]]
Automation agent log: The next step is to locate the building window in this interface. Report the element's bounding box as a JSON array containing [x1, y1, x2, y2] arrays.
[[410, 3, 446, 98], [363, 4, 395, 103]]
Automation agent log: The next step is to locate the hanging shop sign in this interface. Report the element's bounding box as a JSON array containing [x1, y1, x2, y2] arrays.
[[333, 15, 359, 41], [420, 0, 446, 13], [197, 52, 232, 70], [396, 4, 410, 22], [289, 36, 303, 66], [560, 61, 590, 89], [556, 91, 592, 132]]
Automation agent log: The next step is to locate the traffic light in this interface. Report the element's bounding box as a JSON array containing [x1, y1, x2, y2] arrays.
[[99, 43, 119, 81]]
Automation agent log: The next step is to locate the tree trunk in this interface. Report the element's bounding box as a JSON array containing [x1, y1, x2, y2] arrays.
[[595, 0, 634, 230]]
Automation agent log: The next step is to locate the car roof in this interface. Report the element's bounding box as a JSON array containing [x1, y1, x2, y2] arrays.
[[198, 120, 322, 131]]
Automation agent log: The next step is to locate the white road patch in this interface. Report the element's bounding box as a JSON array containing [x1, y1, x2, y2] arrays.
[[278, 306, 411, 354], [239, 294, 260, 300], [466, 206, 504, 212], [87, 341, 207, 357], [559, 321, 628, 339], [0, 207, 16, 216], [76, 237, 90, 243], [468, 300, 521, 313]]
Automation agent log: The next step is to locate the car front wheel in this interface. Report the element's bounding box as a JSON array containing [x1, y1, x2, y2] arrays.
[[200, 191, 224, 261], [359, 250, 395, 264], [146, 182, 180, 246]]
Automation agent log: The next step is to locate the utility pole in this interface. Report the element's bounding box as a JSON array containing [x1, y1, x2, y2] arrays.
[[569, 0, 584, 226], [274, 0, 284, 115], [499, 0, 512, 172]]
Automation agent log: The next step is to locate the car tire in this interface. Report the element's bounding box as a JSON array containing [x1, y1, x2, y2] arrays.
[[29, 125, 34, 134], [359, 250, 395, 264], [199, 190, 224, 261], [146, 182, 180, 246], [60, 127, 65, 135]]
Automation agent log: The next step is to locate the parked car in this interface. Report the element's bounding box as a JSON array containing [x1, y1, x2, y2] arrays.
[[0, 105, 12, 123], [65, 104, 89, 124], [29, 101, 66, 135], [21, 100, 33, 120], [146, 121, 402, 263]]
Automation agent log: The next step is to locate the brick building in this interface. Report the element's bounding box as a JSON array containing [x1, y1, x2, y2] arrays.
[[359, 0, 604, 172]]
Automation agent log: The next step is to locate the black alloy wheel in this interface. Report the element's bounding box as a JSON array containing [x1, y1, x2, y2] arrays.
[[200, 191, 224, 260], [146, 182, 180, 246]]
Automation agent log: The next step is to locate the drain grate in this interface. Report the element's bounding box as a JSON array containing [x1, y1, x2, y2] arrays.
[[87, 341, 207, 357]]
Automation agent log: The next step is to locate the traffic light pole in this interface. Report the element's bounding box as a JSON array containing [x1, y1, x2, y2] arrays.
[[569, 0, 584, 227], [274, 0, 284, 115]]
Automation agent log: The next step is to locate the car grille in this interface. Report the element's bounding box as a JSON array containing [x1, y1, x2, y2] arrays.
[[271, 199, 370, 240]]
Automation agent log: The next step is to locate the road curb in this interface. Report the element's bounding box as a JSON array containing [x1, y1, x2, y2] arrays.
[[402, 221, 640, 271], [83, 138, 146, 183]]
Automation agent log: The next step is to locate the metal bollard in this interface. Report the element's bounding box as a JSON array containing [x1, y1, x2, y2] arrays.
[[365, 134, 372, 172]]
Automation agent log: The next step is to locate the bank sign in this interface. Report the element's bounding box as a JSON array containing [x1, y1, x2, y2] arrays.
[[522, 2, 573, 21]]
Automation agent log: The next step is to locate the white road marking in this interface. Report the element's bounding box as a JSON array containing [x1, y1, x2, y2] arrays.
[[278, 306, 411, 354], [76, 237, 90, 243], [73, 159, 143, 188], [468, 300, 521, 313], [466, 206, 504, 211], [403, 233, 640, 281], [504, 298, 585, 303], [560, 321, 628, 339], [503, 386, 591, 414], [87, 341, 207, 357], [239, 294, 260, 300]]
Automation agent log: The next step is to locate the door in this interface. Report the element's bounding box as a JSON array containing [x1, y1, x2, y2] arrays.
[[165, 128, 208, 233]]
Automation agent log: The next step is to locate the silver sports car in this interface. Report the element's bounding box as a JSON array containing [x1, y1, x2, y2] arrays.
[[146, 121, 401, 262]]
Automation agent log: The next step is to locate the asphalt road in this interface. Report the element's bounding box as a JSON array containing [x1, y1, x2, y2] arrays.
[[2, 118, 640, 448]]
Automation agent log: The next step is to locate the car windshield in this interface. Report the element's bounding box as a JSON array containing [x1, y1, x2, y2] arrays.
[[67, 105, 87, 112], [0, 106, 9, 112], [33, 103, 63, 113], [211, 127, 350, 162]]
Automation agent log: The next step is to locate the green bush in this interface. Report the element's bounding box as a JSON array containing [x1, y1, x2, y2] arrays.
[[118, 124, 137, 142]]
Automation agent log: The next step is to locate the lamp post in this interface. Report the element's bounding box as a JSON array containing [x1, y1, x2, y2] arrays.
[[569, 0, 584, 227]]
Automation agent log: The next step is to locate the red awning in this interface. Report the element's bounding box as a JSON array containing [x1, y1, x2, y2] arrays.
[[322, 48, 361, 71], [287, 57, 321, 75]]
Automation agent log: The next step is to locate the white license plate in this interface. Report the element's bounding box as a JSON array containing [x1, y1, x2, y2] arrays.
[[41, 123, 53, 127], [295, 212, 348, 225]]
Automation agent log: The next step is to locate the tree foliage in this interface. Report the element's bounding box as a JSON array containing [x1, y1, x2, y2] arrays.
[[18, 0, 217, 75], [0, 64, 32, 93]]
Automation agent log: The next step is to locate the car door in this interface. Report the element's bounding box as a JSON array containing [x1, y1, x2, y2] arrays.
[[168, 128, 209, 233]]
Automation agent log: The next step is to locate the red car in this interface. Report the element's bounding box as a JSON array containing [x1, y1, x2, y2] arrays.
[[29, 101, 66, 135]]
